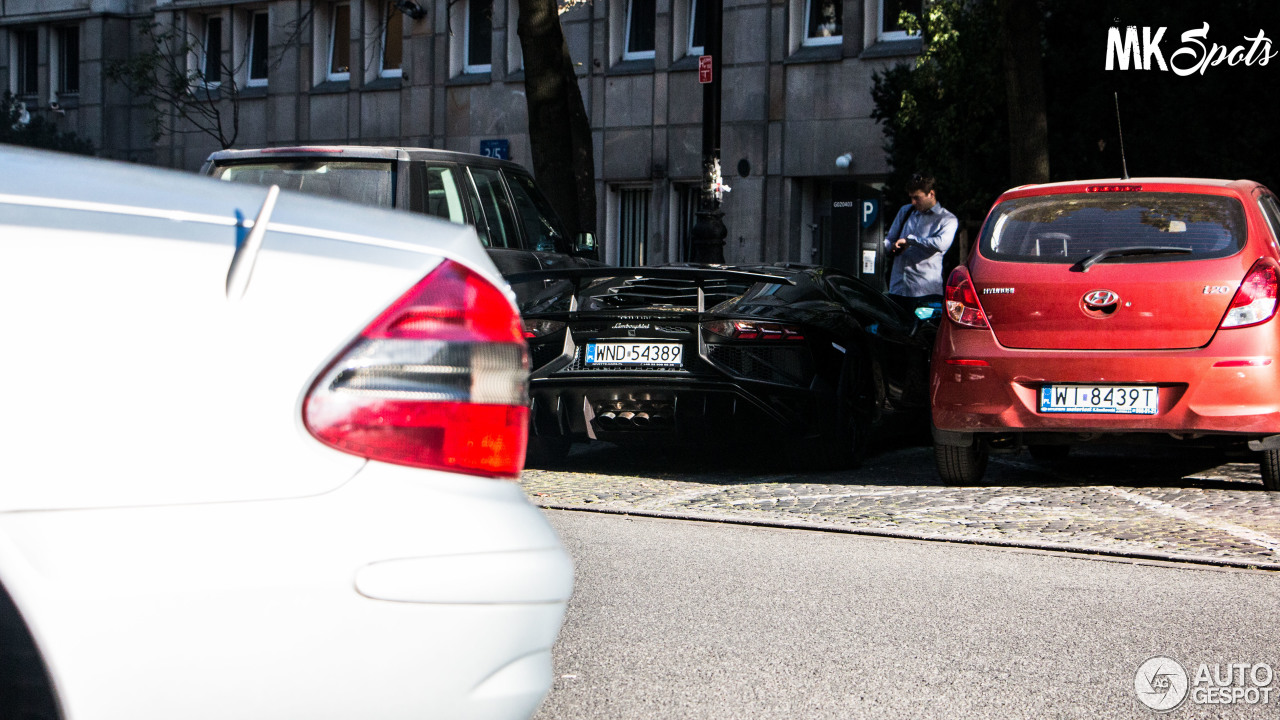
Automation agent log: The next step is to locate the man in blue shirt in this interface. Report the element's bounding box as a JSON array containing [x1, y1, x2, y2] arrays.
[[884, 173, 958, 316]]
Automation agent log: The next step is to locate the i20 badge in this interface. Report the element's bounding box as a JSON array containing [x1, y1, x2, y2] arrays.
[[1203, 285, 1231, 294]]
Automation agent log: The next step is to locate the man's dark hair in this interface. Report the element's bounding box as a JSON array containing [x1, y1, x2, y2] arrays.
[[906, 173, 936, 195]]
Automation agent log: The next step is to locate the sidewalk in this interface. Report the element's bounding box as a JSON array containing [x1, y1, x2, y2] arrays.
[[521, 444, 1280, 570]]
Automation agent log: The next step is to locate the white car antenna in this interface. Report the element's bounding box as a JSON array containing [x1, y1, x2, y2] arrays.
[[226, 185, 280, 301]]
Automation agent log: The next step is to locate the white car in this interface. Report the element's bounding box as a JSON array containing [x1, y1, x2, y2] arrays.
[[0, 147, 572, 720]]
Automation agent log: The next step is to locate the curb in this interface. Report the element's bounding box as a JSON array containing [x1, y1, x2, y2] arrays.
[[535, 501, 1280, 572]]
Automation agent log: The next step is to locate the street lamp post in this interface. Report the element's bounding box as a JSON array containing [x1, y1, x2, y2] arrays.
[[688, 0, 727, 264]]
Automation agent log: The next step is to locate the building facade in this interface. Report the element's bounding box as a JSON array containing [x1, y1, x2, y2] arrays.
[[1, 0, 921, 273]]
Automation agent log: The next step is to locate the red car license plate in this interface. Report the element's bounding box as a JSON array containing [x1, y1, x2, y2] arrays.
[[1039, 385, 1157, 415]]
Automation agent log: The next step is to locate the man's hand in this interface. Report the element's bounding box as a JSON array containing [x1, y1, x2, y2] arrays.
[[893, 237, 910, 254]]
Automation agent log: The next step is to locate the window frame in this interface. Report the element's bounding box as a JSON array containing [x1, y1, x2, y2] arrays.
[[379, 2, 404, 78], [802, 0, 842, 47], [464, 0, 494, 74], [877, 0, 919, 43], [326, 2, 352, 82], [664, 183, 702, 263], [245, 9, 270, 87], [53, 24, 80, 96], [686, 0, 705, 57], [622, 0, 656, 60], [196, 14, 224, 89], [615, 186, 652, 266], [12, 27, 39, 97]]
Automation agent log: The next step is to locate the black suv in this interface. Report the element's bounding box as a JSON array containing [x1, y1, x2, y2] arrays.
[[202, 146, 601, 280]]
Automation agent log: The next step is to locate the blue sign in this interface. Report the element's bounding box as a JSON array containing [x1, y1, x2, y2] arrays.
[[861, 199, 879, 229], [479, 139, 510, 160]]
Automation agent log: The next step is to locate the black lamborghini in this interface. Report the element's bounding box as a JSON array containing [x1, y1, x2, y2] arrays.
[[509, 264, 935, 468]]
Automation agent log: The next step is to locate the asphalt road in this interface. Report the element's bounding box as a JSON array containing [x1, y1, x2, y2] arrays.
[[535, 509, 1280, 720]]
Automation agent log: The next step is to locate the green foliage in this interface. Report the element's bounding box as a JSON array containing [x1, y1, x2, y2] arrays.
[[0, 91, 95, 155], [871, 0, 1008, 225]]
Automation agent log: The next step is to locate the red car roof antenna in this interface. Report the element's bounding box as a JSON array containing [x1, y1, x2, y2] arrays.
[[1114, 92, 1131, 180]]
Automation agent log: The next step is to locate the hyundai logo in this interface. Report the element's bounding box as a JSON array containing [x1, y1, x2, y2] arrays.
[[1082, 289, 1120, 309]]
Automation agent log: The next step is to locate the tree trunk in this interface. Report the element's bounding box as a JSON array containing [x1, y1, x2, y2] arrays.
[[998, 0, 1049, 185], [516, 0, 597, 244]]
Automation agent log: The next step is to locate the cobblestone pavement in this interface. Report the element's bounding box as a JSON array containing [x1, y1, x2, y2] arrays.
[[521, 442, 1280, 570]]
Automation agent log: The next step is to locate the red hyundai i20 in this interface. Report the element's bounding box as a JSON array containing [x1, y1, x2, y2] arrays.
[[931, 178, 1280, 489]]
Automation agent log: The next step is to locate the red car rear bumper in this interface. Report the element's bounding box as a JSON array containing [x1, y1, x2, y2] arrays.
[[931, 320, 1280, 437]]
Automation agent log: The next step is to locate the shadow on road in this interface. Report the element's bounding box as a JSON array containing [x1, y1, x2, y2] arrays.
[[535, 438, 1270, 492]]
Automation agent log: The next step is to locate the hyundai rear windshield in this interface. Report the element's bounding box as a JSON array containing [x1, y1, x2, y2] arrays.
[[980, 192, 1246, 263], [212, 160, 394, 208]]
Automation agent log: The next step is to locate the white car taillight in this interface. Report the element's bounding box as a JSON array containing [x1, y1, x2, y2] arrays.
[[303, 260, 530, 478], [1221, 259, 1280, 329], [945, 267, 989, 329]]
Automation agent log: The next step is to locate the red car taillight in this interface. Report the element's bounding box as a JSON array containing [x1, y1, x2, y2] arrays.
[[1220, 259, 1280, 329], [704, 319, 805, 340], [303, 260, 530, 478], [945, 267, 988, 329]]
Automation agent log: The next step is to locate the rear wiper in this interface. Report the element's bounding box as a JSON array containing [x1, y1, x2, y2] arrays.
[[1069, 246, 1192, 272]]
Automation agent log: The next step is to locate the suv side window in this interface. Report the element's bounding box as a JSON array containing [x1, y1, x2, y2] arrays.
[[408, 163, 466, 224], [506, 172, 569, 253], [468, 167, 521, 249]]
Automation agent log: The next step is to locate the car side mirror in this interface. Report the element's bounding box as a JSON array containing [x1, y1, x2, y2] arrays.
[[574, 232, 598, 259]]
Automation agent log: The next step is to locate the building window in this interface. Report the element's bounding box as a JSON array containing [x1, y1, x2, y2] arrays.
[[381, 2, 403, 77], [200, 16, 223, 86], [803, 0, 841, 46], [465, 0, 493, 73], [328, 2, 351, 81], [687, 0, 706, 56], [623, 0, 655, 60], [617, 188, 651, 265], [55, 25, 79, 95], [675, 184, 700, 262], [13, 28, 38, 97], [878, 0, 920, 42], [247, 10, 269, 86]]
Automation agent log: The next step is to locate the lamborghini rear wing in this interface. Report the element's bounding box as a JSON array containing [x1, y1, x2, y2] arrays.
[[505, 266, 796, 314]]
